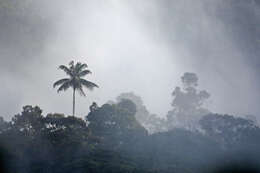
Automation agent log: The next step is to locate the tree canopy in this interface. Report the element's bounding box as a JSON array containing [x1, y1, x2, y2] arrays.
[[0, 102, 260, 173]]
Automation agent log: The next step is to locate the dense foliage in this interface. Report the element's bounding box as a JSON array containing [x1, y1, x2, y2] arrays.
[[0, 100, 260, 173]]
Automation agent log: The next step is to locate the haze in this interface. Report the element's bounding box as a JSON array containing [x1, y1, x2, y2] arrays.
[[1, 0, 259, 119]]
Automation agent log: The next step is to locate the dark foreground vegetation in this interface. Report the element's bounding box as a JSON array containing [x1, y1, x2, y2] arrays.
[[0, 99, 260, 173]]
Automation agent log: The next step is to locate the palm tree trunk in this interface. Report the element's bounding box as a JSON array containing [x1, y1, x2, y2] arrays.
[[73, 88, 75, 116]]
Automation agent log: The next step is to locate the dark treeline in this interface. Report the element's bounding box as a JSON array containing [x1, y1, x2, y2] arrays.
[[0, 99, 260, 173], [0, 73, 260, 173]]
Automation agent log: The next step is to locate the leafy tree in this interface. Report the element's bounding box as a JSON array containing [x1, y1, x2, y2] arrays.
[[200, 113, 260, 148], [166, 72, 210, 131], [89, 102, 98, 112], [86, 99, 147, 150], [11, 105, 44, 137], [53, 61, 99, 116], [44, 113, 89, 147], [199, 113, 260, 166], [116, 92, 166, 134]]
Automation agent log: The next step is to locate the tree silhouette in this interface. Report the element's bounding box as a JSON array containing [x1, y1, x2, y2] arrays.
[[53, 61, 98, 116], [167, 72, 210, 130]]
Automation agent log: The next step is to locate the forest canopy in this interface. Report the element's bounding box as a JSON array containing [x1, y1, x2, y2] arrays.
[[0, 73, 259, 173]]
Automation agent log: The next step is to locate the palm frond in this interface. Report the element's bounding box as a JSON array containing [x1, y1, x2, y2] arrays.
[[59, 65, 73, 77], [75, 62, 88, 74], [57, 81, 72, 93], [78, 63, 88, 70], [77, 86, 86, 96], [80, 79, 99, 90], [53, 78, 70, 88], [69, 61, 75, 74], [79, 70, 92, 77], [69, 60, 74, 66]]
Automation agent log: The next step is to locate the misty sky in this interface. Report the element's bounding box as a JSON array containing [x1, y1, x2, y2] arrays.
[[1, 0, 260, 120]]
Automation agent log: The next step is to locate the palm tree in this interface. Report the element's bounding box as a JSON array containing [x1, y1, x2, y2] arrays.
[[53, 61, 99, 116]]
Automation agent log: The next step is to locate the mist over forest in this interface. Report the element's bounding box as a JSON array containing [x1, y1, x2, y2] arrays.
[[0, 0, 260, 173]]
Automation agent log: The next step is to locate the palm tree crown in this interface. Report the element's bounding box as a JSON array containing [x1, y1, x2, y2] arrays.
[[53, 61, 98, 116]]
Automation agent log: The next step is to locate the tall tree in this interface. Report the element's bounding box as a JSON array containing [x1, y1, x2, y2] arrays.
[[166, 72, 210, 130], [53, 61, 98, 116]]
